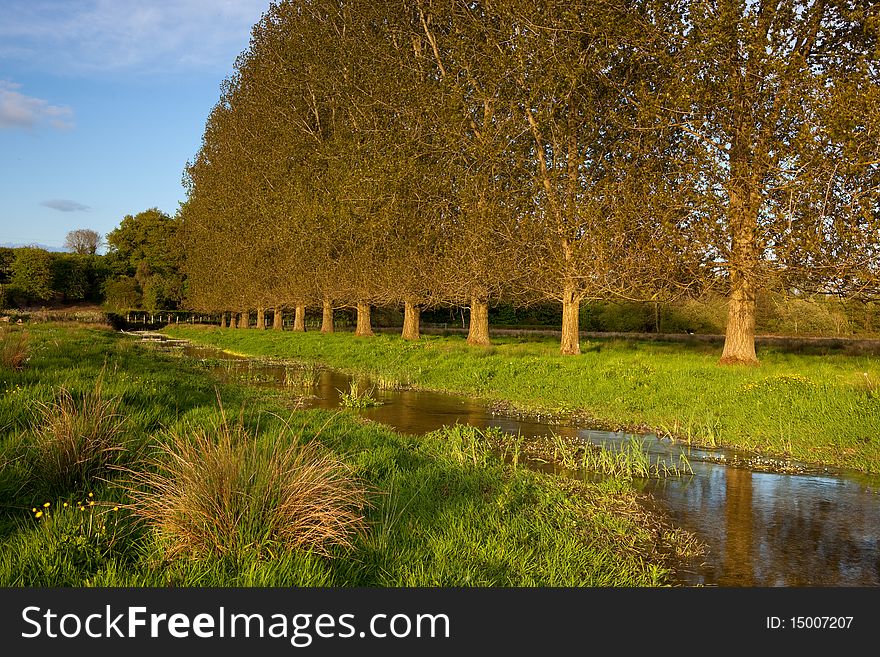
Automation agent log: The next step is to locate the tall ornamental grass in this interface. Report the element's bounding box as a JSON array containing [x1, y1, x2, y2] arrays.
[[126, 412, 369, 561]]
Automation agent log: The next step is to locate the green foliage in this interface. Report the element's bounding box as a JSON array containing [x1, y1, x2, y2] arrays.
[[102, 276, 141, 310], [50, 253, 109, 302], [0, 247, 15, 284], [11, 247, 54, 303], [105, 208, 185, 309]]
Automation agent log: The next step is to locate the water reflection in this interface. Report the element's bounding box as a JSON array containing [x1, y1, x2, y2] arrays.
[[176, 341, 880, 586]]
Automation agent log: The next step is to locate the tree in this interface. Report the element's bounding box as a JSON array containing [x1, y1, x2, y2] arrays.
[[11, 247, 54, 303], [409, 0, 526, 346], [659, 0, 880, 364], [487, 0, 698, 355], [106, 208, 186, 310], [64, 229, 102, 255]]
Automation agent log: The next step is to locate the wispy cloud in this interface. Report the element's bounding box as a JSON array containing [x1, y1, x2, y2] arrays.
[[41, 199, 91, 212], [0, 80, 74, 130], [0, 0, 269, 77]]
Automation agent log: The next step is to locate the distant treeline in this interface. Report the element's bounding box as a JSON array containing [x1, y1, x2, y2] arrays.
[[0, 208, 185, 312]]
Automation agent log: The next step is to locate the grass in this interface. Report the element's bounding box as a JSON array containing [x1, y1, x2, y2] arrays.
[[0, 326, 29, 371], [338, 379, 382, 408], [0, 323, 700, 586], [26, 378, 129, 496], [284, 362, 320, 388], [164, 326, 880, 473], [124, 408, 369, 561], [580, 437, 694, 479]]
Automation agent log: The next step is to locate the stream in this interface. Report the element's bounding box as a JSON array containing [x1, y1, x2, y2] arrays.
[[139, 332, 880, 587]]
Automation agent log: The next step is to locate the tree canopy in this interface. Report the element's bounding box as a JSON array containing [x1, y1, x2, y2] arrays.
[[180, 0, 880, 361], [64, 228, 103, 255]]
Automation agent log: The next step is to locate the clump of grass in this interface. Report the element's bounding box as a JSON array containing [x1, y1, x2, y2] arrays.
[[580, 436, 693, 479], [284, 363, 320, 388], [338, 380, 381, 408], [856, 371, 879, 399], [0, 326, 29, 370], [27, 381, 128, 494], [429, 424, 494, 467], [125, 412, 369, 561]]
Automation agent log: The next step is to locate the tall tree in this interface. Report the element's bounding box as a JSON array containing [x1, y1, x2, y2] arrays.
[[662, 0, 880, 364], [410, 0, 526, 346]]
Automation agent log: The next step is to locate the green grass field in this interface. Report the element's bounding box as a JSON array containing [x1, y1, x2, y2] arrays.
[[0, 324, 698, 586], [164, 325, 880, 473]]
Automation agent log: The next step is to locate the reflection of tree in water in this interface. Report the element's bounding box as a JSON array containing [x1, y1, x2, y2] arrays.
[[722, 468, 754, 586], [752, 477, 879, 586]]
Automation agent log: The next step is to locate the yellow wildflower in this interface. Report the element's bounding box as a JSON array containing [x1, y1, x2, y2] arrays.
[[42, 502, 50, 508], [35, 511, 43, 518]]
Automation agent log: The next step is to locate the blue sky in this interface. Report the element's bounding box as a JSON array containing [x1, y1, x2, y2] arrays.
[[0, 0, 269, 251]]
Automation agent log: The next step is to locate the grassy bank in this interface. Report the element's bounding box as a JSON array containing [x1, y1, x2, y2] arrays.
[[0, 324, 697, 586], [163, 326, 880, 473]]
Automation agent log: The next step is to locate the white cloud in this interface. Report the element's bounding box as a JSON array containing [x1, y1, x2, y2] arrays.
[[0, 0, 270, 76], [0, 80, 74, 130], [41, 199, 91, 212]]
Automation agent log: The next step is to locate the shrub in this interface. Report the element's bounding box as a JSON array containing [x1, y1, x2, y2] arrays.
[[126, 412, 369, 561], [27, 381, 128, 494]]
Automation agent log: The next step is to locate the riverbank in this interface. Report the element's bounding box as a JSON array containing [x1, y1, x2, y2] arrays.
[[0, 324, 699, 586], [163, 325, 880, 474]]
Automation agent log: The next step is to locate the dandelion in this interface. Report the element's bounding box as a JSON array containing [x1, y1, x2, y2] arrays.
[[88, 493, 94, 498], [35, 511, 43, 518], [42, 502, 50, 508], [63, 502, 69, 508], [31, 507, 36, 513], [112, 506, 119, 512], [88, 500, 95, 507]]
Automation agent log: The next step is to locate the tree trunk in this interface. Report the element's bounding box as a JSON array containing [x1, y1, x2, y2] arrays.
[[256, 307, 265, 330], [229, 312, 237, 329], [467, 295, 490, 346], [355, 301, 374, 337], [294, 304, 306, 332], [720, 275, 758, 365], [560, 287, 580, 355], [273, 307, 283, 330], [321, 299, 334, 333], [239, 310, 248, 329], [219, 312, 227, 329], [721, 164, 761, 366], [402, 300, 420, 340]]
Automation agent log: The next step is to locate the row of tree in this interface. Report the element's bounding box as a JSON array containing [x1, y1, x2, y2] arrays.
[[181, 0, 880, 364]]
